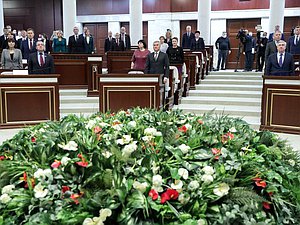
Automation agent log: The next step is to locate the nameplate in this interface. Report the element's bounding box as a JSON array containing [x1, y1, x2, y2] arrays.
[[100, 77, 158, 82], [0, 78, 58, 84], [88, 57, 102, 62], [13, 70, 28, 75], [22, 59, 28, 64], [265, 79, 300, 85]]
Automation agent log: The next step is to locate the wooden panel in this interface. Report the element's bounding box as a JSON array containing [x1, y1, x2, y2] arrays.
[[143, 0, 171, 13], [77, 0, 129, 15], [212, 0, 270, 11], [226, 18, 261, 69], [283, 16, 300, 42], [120, 22, 130, 35], [143, 21, 148, 47], [171, 0, 197, 12], [286, 0, 300, 8], [180, 20, 197, 45], [107, 51, 134, 73]]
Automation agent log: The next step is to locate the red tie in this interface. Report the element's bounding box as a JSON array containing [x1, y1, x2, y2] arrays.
[[40, 53, 44, 66], [29, 40, 33, 49]]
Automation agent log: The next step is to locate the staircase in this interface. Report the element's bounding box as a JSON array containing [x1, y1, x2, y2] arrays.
[[175, 70, 263, 129], [59, 89, 99, 118]]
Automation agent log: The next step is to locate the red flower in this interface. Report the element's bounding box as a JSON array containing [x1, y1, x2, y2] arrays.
[[0, 156, 5, 160], [221, 132, 234, 143], [252, 177, 267, 188], [22, 172, 35, 188], [178, 125, 188, 133], [197, 119, 204, 125], [70, 193, 81, 204], [148, 189, 159, 201], [62, 186, 70, 193], [76, 161, 88, 167], [263, 201, 271, 210], [77, 153, 83, 159], [31, 137, 36, 143], [51, 160, 61, 168], [93, 126, 102, 134], [212, 148, 221, 160], [160, 189, 179, 204]]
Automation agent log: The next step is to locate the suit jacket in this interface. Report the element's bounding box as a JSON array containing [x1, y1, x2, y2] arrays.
[[1, 49, 23, 69], [84, 36, 94, 53], [68, 34, 85, 53], [182, 32, 195, 49], [265, 41, 278, 64], [104, 37, 115, 52], [119, 34, 131, 50], [21, 39, 37, 60], [144, 51, 170, 78], [190, 38, 205, 51], [28, 52, 55, 74], [244, 35, 254, 52], [0, 35, 6, 49], [265, 52, 294, 76], [110, 39, 125, 51], [287, 36, 300, 54], [268, 32, 285, 42]]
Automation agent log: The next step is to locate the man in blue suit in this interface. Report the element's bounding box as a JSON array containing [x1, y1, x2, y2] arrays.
[[182, 25, 195, 49], [266, 40, 295, 76], [21, 28, 36, 60], [287, 26, 300, 55], [243, 30, 254, 72]]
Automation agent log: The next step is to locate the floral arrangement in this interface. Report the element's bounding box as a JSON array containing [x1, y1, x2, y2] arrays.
[[0, 108, 299, 225]]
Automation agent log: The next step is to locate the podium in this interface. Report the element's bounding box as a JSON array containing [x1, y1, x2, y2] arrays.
[[0, 74, 60, 128], [260, 76, 300, 134]]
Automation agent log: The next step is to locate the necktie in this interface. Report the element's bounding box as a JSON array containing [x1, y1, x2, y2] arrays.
[[154, 52, 158, 61], [296, 35, 299, 45], [188, 32, 190, 37], [75, 35, 78, 41], [116, 39, 119, 46], [279, 53, 283, 67], [123, 35, 126, 48], [40, 53, 44, 66], [29, 40, 32, 49]]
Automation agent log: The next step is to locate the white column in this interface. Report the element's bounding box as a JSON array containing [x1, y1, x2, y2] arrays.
[[268, 0, 285, 34], [0, 0, 4, 35], [130, 0, 143, 45], [197, 0, 211, 44], [108, 21, 121, 37], [63, 0, 77, 44]]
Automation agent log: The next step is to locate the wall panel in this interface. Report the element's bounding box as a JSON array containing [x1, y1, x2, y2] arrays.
[[77, 0, 129, 15]]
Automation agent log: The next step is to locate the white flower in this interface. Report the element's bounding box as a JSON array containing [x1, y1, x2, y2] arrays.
[[58, 140, 78, 151], [178, 119, 187, 124], [178, 193, 190, 204], [116, 135, 132, 145], [82, 218, 95, 225], [202, 166, 215, 175], [122, 142, 137, 158], [171, 180, 183, 190], [151, 161, 160, 174], [144, 127, 162, 136], [178, 168, 189, 180], [34, 183, 49, 199], [102, 134, 112, 140], [133, 181, 148, 193], [99, 122, 110, 127], [39, 128, 45, 133], [99, 208, 112, 221], [229, 127, 237, 133], [201, 174, 214, 184], [61, 156, 71, 166], [197, 219, 207, 225], [142, 136, 152, 142], [128, 121, 137, 128], [102, 151, 112, 158], [288, 159, 296, 167], [112, 121, 123, 131], [178, 144, 190, 154], [152, 174, 163, 192], [34, 168, 52, 180], [184, 124, 192, 130], [0, 193, 11, 204], [188, 180, 200, 190], [86, 119, 97, 129], [213, 183, 230, 197], [2, 184, 15, 194]]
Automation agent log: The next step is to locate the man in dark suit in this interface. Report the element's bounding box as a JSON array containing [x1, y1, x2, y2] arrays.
[[104, 31, 115, 53], [287, 26, 300, 55], [190, 31, 205, 51], [144, 41, 170, 84], [110, 33, 125, 51], [255, 31, 268, 72], [17, 30, 27, 50], [268, 25, 285, 42], [182, 25, 195, 49], [243, 30, 255, 71], [68, 26, 85, 53], [0, 27, 8, 50], [265, 30, 282, 66], [266, 40, 294, 76], [21, 28, 36, 60], [83, 29, 94, 53], [120, 27, 131, 50], [28, 40, 55, 74]]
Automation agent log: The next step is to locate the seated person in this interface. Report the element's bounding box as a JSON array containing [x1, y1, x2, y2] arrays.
[[166, 37, 184, 64], [131, 39, 150, 71], [265, 40, 294, 76], [1, 38, 23, 69], [28, 40, 55, 74]]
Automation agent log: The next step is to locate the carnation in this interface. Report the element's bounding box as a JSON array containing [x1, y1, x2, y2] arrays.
[[178, 168, 189, 180], [2, 185, 15, 195], [201, 174, 214, 184], [178, 144, 190, 154], [213, 183, 230, 197], [188, 180, 200, 190], [0, 193, 12, 204], [202, 166, 215, 175]]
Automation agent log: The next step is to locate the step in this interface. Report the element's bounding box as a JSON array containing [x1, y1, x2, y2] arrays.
[[210, 70, 263, 76], [60, 112, 97, 118], [196, 84, 262, 91], [201, 79, 262, 85], [175, 104, 261, 117], [60, 96, 99, 104], [59, 89, 88, 97], [188, 90, 262, 98], [206, 74, 263, 80], [181, 96, 261, 107]]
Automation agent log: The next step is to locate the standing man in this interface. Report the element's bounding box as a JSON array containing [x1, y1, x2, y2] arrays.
[[190, 31, 205, 51], [28, 40, 55, 74], [21, 28, 36, 60], [84, 29, 94, 54], [243, 30, 254, 72], [104, 31, 115, 53], [265, 40, 294, 76], [265, 30, 282, 66], [110, 33, 125, 51], [215, 31, 231, 71], [268, 25, 285, 42], [255, 31, 268, 72], [287, 26, 300, 55], [0, 27, 8, 49], [68, 26, 85, 53], [182, 25, 195, 49], [144, 41, 169, 84], [120, 27, 131, 50], [17, 30, 27, 49]]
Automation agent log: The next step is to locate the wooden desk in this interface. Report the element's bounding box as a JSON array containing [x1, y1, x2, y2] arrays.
[[0, 74, 60, 129], [107, 51, 134, 73], [52, 54, 102, 95], [98, 74, 164, 113], [260, 76, 300, 134], [205, 45, 214, 72], [184, 53, 197, 91]]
